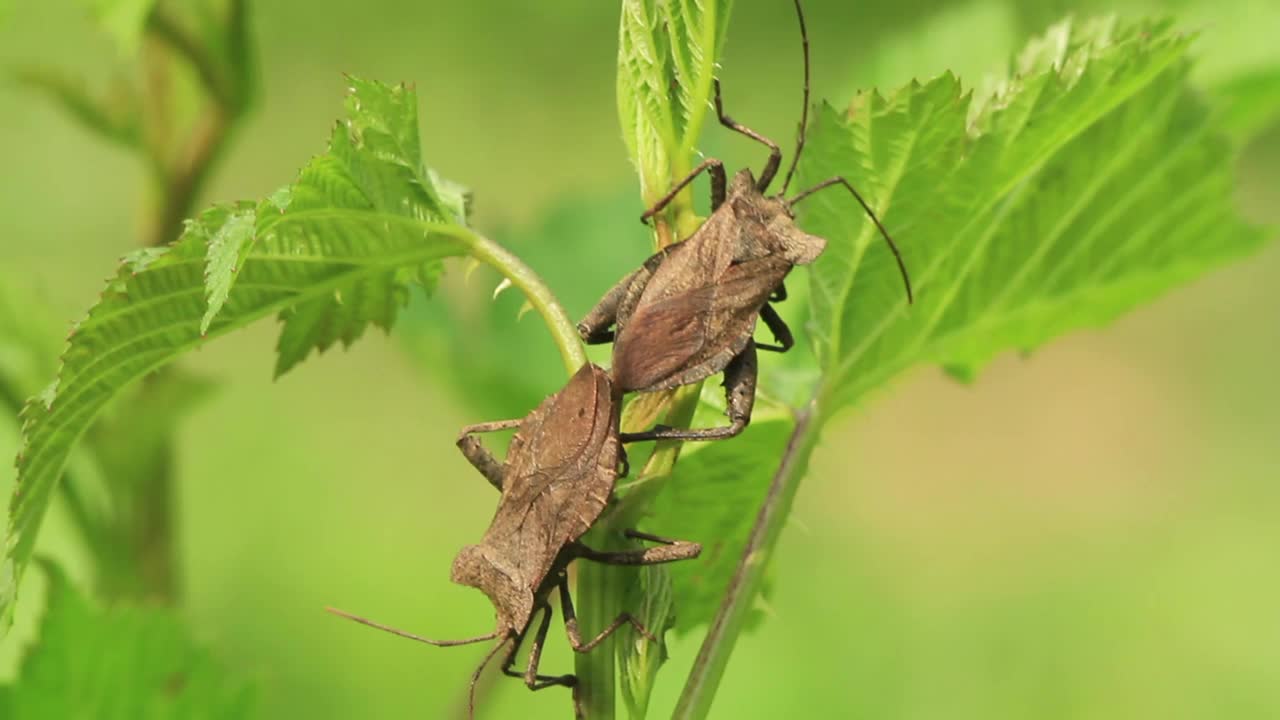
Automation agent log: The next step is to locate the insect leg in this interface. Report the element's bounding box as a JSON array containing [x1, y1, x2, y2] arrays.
[[754, 303, 795, 353], [558, 577, 658, 652], [713, 78, 783, 192], [641, 158, 728, 223], [572, 532, 702, 565], [523, 605, 555, 689], [455, 419, 521, 491], [624, 529, 701, 547], [770, 281, 788, 303], [500, 605, 577, 691], [577, 271, 635, 344], [722, 343, 760, 430], [578, 247, 669, 344], [619, 344, 758, 443], [617, 445, 631, 480]]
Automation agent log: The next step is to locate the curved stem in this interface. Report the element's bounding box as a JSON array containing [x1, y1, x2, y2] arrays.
[[150, 108, 234, 248], [147, 8, 235, 108], [673, 402, 818, 720], [467, 232, 587, 375]]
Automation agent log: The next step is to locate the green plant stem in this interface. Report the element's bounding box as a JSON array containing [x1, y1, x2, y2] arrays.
[[468, 233, 588, 374], [572, 383, 700, 720], [573, 544, 623, 719], [577, 4, 734, 711], [91, 11, 248, 605], [672, 402, 818, 720], [48, 2, 253, 605], [151, 109, 235, 248], [147, 7, 236, 108], [575, 158, 710, 720]]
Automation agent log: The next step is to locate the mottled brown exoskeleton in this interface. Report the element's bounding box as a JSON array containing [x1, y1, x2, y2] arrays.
[[327, 363, 700, 716], [579, 0, 914, 443]]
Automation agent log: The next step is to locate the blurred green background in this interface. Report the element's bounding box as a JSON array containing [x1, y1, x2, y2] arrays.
[[1, 0, 1277, 718]]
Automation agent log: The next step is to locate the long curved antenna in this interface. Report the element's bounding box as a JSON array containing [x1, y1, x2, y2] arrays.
[[788, 177, 914, 303], [466, 637, 512, 720], [325, 606, 501, 647], [778, 0, 811, 195]]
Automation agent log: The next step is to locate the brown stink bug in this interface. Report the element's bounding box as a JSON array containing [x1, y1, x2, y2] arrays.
[[578, 0, 913, 443]]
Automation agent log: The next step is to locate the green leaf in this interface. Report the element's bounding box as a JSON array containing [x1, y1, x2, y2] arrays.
[[0, 78, 479, 635], [200, 203, 257, 334], [3, 560, 254, 718], [617, 0, 734, 203], [799, 17, 1268, 416], [643, 418, 792, 632], [1, 279, 216, 600], [672, 19, 1274, 716], [84, 0, 158, 53]]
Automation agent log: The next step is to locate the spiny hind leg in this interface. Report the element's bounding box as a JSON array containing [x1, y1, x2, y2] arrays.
[[499, 606, 577, 691], [558, 578, 658, 653], [572, 530, 702, 565], [618, 343, 758, 443]]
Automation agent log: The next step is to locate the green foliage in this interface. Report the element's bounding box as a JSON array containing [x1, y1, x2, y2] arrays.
[[399, 192, 647, 418], [799, 17, 1266, 416], [645, 418, 793, 631], [617, 0, 734, 206], [1, 279, 216, 600], [671, 17, 1271, 719], [0, 79, 479, 634], [2, 1, 1273, 717], [1, 561, 254, 719]]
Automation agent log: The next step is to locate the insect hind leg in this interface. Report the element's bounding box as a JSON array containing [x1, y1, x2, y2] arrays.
[[618, 344, 758, 443], [500, 605, 577, 691]]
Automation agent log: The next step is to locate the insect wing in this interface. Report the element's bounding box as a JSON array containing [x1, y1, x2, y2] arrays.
[[613, 254, 789, 391]]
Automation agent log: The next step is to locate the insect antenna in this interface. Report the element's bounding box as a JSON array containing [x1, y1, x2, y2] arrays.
[[788, 177, 914, 303], [778, 0, 811, 195], [466, 636, 512, 720], [325, 606, 502, 647]]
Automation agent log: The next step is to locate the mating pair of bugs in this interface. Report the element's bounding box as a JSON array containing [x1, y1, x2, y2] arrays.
[[329, 0, 914, 715]]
